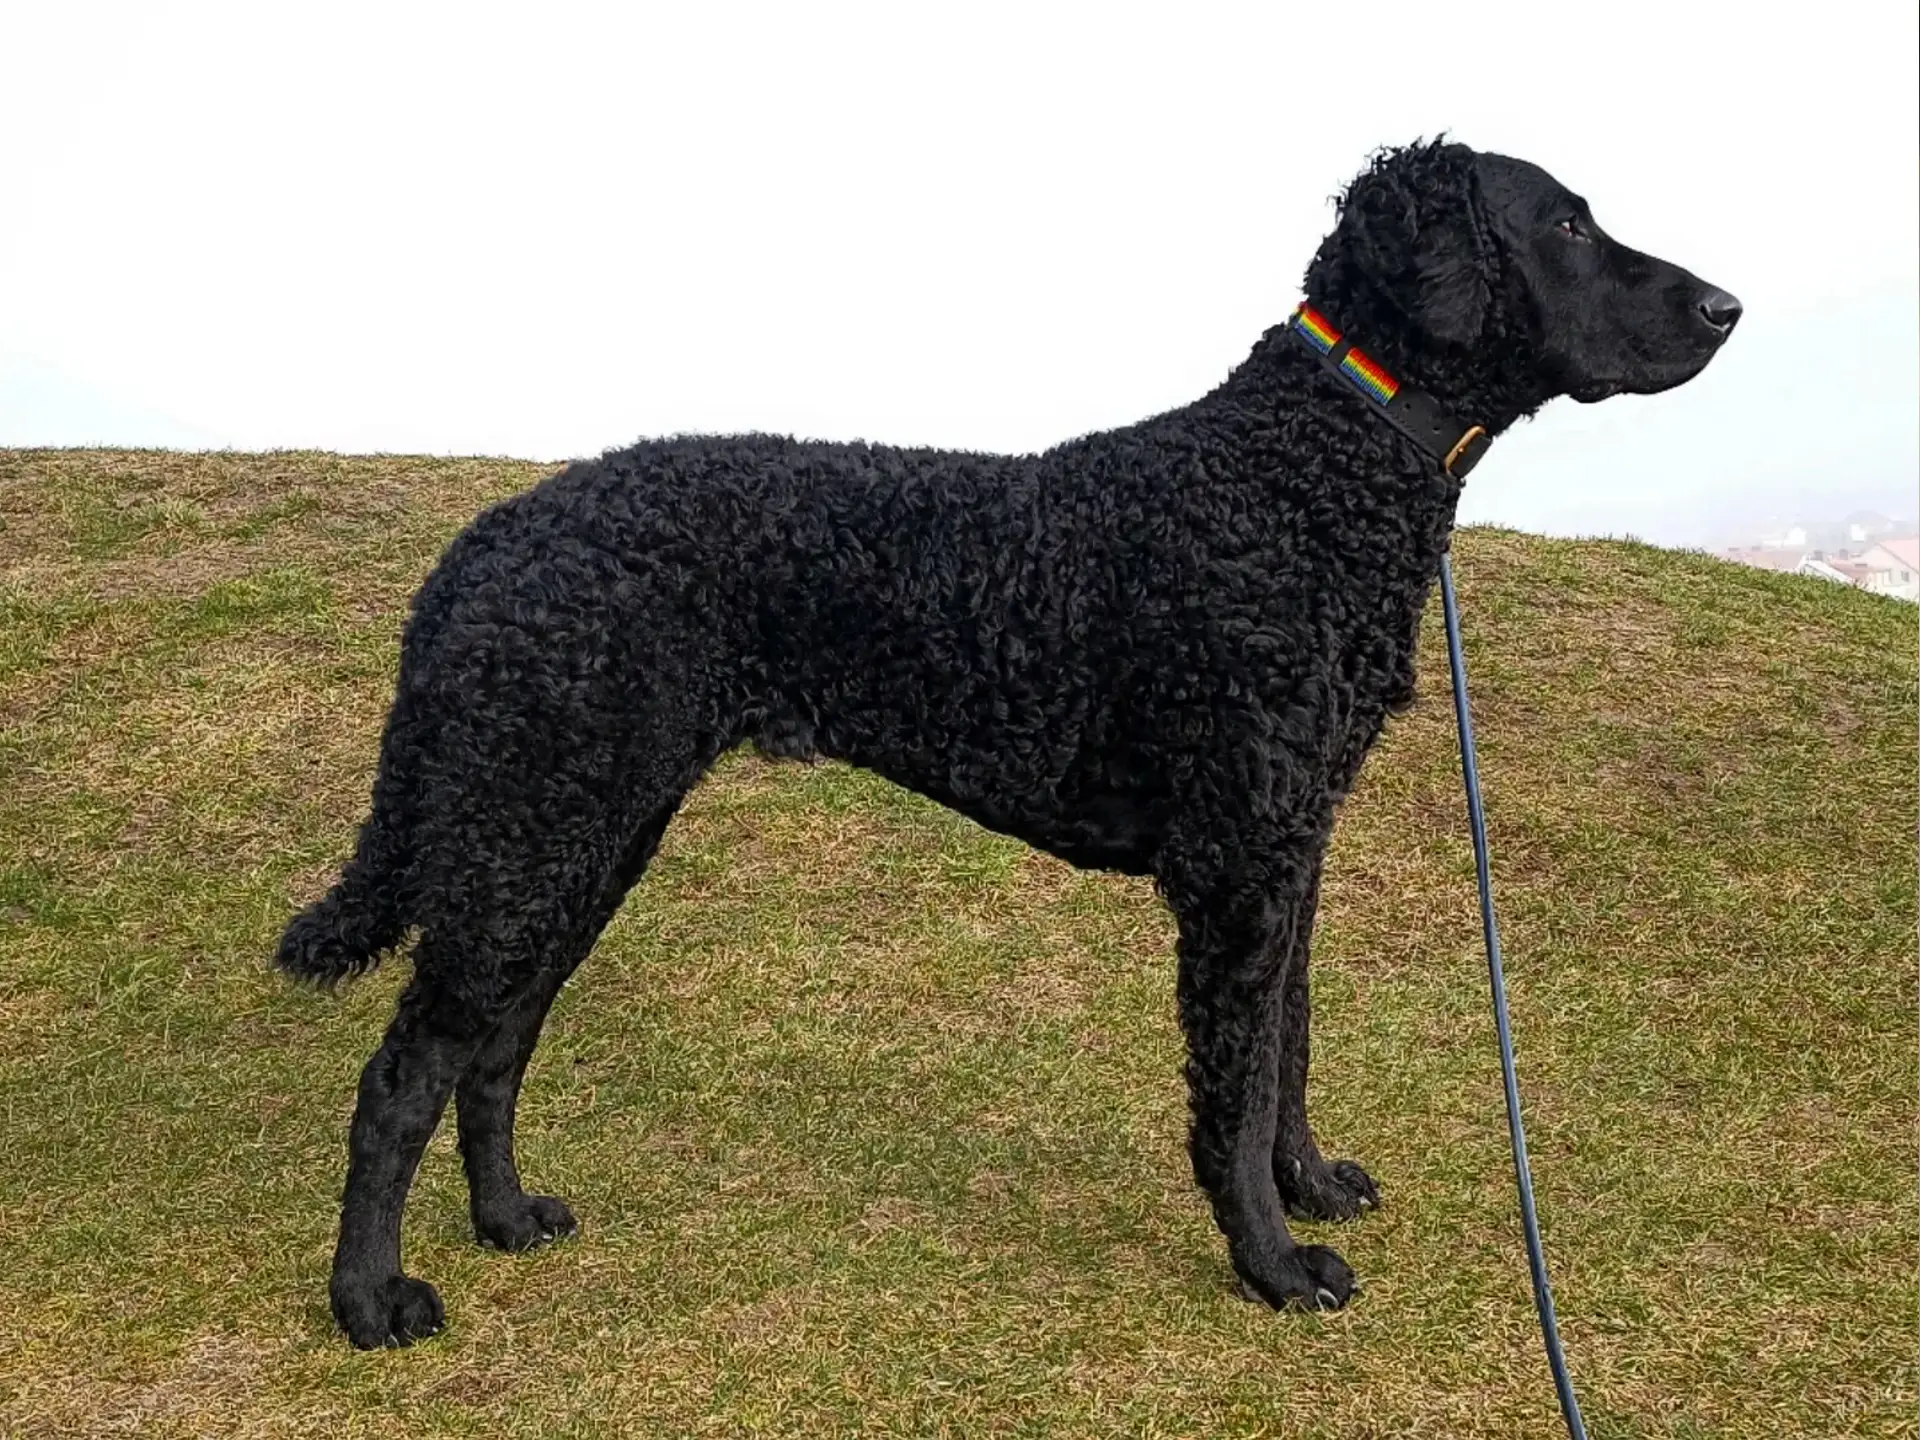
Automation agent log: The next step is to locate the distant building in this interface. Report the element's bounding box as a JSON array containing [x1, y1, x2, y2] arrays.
[[1857, 537, 1920, 601], [1722, 545, 1809, 574], [1797, 556, 1871, 586], [1759, 524, 1809, 550]]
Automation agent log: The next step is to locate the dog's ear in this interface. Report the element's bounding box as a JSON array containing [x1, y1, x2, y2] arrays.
[[1410, 201, 1492, 347], [1332, 141, 1491, 347]]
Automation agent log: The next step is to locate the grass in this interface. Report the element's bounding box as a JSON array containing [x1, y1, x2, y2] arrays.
[[0, 447, 1914, 1438]]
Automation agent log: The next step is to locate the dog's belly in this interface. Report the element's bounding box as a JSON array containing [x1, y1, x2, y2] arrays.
[[842, 748, 1166, 878], [937, 785, 1165, 877]]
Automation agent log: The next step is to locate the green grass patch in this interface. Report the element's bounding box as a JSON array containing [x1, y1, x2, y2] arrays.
[[0, 450, 1913, 1438]]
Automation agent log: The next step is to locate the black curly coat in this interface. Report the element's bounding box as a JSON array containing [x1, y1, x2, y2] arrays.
[[279, 140, 1738, 1347]]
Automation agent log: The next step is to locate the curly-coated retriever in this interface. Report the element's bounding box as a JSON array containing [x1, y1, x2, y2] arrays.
[[278, 139, 1739, 1347]]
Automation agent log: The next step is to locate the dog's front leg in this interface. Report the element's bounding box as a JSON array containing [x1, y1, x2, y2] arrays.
[[1271, 867, 1381, 1221], [1163, 855, 1358, 1311]]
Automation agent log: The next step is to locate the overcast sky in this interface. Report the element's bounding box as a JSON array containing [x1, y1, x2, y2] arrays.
[[3, 2, 1915, 548]]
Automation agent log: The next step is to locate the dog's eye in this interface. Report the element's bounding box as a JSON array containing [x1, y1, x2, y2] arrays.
[[1555, 216, 1588, 241]]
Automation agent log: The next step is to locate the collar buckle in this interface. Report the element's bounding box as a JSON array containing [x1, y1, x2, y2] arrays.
[[1443, 425, 1489, 479]]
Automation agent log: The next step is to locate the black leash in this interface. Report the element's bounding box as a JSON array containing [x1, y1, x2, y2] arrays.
[[1440, 551, 1589, 1440], [1289, 304, 1589, 1440]]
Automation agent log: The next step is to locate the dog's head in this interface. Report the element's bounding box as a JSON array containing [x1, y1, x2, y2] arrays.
[[1305, 140, 1739, 413]]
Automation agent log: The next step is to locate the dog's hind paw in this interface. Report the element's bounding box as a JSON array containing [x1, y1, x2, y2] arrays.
[[474, 1193, 579, 1253]]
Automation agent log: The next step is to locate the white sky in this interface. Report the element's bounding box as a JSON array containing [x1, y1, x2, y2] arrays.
[[3, 1, 1916, 547]]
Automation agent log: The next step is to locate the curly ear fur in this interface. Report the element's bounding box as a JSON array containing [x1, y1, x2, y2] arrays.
[[1410, 206, 1492, 346], [1313, 139, 1493, 348]]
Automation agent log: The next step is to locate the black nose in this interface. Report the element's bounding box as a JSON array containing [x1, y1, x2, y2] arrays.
[[1697, 288, 1742, 334]]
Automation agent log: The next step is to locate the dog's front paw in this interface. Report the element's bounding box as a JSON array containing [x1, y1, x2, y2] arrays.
[[1233, 1241, 1357, 1311], [1278, 1154, 1381, 1221], [474, 1192, 578, 1252], [330, 1272, 445, 1349]]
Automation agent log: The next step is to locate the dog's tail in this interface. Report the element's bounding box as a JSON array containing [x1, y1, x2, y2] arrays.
[[275, 814, 410, 987]]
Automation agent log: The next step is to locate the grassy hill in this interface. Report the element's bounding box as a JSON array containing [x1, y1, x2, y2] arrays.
[[1, 449, 1914, 1439]]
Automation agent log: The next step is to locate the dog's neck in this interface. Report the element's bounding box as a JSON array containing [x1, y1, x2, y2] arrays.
[[1296, 271, 1550, 438]]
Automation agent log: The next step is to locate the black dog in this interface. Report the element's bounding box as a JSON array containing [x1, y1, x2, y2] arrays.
[[279, 140, 1738, 1347]]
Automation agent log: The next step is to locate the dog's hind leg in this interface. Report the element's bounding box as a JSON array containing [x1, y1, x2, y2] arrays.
[[327, 966, 496, 1348], [1270, 865, 1381, 1223], [455, 974, 584, 1253], [328, 791, 692, 1348], [455, 808, 677, 1252]]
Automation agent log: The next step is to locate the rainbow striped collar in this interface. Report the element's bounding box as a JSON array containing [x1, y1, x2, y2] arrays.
[[1287, 304, 1491, 480]]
